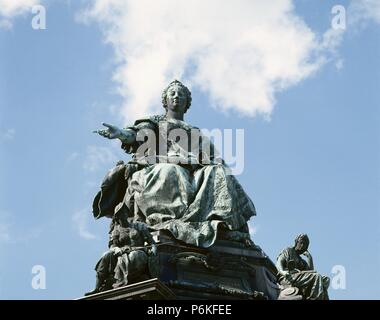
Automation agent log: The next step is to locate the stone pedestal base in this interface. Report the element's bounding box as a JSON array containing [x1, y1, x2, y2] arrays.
[[79, 231, 280, 300], [78, 278, 175, 300], [154, 231, 280, 300]]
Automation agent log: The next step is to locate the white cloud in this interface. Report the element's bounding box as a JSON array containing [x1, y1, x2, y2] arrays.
[[349, 0, 380, 26], [0, 0, 41, 28], [72, 208, 96, 240], [317, 0, 380, 72], [78, 0, 380, 121], [83, 145, 119, 172], [0, 0, 40, 17], [2, 0, 377, 119], [78, 0, 336, 121]]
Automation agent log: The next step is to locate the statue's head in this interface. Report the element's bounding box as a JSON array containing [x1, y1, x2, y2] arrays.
[[161, 80, 192, 114], [294, 233, 310, 254]]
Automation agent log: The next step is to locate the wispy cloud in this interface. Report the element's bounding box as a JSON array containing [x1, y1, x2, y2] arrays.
[[0, 209, 44, 244], [66, 151, 80, 163], [0, 128, 15, 142], [349, 0, 380, 26], [0, 223, 11, 243], [72, 208, 96, 240], [317, 0, 380, 71], [0, 0, 41, 28], [335, 59, 344, 71], [0, 0, 40, 17], [83, 145, 118, 173], [0, 18, 11, 29]]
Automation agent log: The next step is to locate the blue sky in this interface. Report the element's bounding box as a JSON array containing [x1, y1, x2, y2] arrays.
[[0, 0, 379, 299]]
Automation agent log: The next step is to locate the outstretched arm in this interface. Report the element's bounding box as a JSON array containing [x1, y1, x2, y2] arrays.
[[94, 123, 136, 145]]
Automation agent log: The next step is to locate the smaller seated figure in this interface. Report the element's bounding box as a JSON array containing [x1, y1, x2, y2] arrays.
[[84, 216, 124, 296], [85, 214, 157, 296], [276, 234, 330, 300], [112, 220, 158, 288]]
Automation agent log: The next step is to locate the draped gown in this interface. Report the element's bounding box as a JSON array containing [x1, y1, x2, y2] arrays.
[[93, 114, 256, 248]]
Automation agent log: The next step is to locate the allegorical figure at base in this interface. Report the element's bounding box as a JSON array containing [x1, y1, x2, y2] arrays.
[[85, 212, 157, 295], [276, 234, 330, 300]]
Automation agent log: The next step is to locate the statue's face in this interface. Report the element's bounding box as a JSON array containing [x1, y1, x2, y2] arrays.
[[166, 84, 187, 114], [295, 238, 308, 254]]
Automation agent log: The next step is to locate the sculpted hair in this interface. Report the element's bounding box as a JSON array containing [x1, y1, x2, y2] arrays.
[[294, 233, 310, 246], [161, 79, 192, 113]]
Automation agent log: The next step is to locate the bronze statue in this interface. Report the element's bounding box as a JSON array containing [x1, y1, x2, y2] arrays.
[[276, 234, 330, 300], [85, 214, 157, 295], [84, 216, 124, 296], [112, 220, 157, 288], [83, 81, 331, 300], [93, 80, 256, 248]]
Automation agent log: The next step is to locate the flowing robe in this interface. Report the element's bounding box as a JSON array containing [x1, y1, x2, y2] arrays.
[[94, 115, 256, 248], [277, 247, 330, 300]]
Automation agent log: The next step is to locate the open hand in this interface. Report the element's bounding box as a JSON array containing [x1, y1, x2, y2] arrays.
[[94, 123, 122, 139]]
